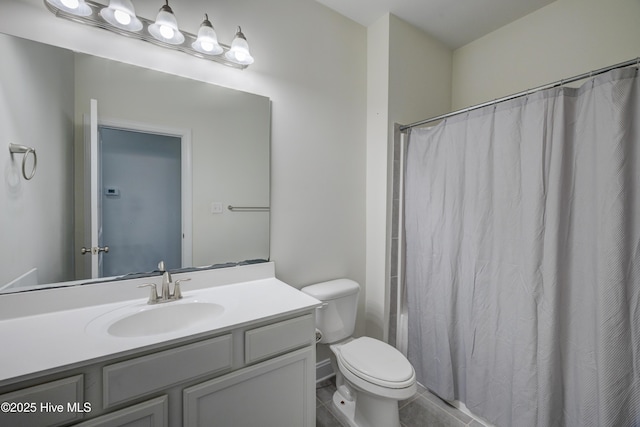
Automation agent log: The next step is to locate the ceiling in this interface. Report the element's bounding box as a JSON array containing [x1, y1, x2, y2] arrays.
[[315, 0, 556, 49]]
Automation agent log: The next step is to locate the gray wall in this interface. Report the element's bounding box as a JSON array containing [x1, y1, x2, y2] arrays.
[[0, 35, 74, 287]]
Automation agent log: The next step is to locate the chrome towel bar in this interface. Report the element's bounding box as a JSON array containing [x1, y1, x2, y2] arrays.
[[227, 205, 270, 212]]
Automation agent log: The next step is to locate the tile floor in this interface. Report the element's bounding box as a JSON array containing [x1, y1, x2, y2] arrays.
[[316, 377, 485, 427]]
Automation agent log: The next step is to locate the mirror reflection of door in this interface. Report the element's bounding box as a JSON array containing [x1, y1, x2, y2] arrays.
[[83, 99, 102, 278], [99, 126, 182, 277], [83, 100, 185, 279]]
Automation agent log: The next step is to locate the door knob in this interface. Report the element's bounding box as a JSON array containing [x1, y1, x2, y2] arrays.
[[81, 246, 110, 255]]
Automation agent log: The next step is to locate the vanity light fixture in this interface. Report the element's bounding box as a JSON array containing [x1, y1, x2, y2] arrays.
[[192, 14, 223, 56], [43, 0, 254, 69], [225, 27, 254, 65], [148, 0, 184, 45], [99, 0, 142, 32], [45, 0, 92, 17]]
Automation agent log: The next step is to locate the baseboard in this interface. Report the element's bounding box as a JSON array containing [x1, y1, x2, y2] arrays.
[[316, 358, 334, 384]]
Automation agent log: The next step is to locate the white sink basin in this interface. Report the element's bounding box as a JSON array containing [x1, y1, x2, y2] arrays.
[[87, 301, 225, 338]]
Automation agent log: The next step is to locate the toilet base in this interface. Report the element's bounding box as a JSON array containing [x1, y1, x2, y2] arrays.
[[332, 390, 357, 426], [332, 387, 402, 427]]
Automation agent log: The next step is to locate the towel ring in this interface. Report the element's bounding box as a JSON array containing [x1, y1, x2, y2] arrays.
[[9, 143, 37, 180]]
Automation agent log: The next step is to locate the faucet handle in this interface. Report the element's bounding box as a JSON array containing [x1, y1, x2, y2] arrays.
[[173, 278, 191, 300], [158, 261, 166, 272], [138, 283, 159, 304]]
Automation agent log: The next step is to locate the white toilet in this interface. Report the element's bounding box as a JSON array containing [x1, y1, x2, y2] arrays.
[[302, 279, 416, 427]]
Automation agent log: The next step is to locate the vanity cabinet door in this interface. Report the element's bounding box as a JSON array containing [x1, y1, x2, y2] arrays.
[[72, 396, 167, 427], [183, 347, 315, 427], [0, 375, 84, 427]]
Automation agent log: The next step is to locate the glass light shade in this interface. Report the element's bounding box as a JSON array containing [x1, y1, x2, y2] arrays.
[[148, 4, 184, 45], [99, 0, 142, 32], [45, 0, 92, 17], [191, 15, 223, 55], [225, 27, 254, 65]]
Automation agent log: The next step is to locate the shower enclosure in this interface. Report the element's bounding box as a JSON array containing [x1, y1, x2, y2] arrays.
[[396, 63, 640, 426]]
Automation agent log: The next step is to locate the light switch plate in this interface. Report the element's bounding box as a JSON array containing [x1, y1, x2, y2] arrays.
[[211, 202, 223, 214]]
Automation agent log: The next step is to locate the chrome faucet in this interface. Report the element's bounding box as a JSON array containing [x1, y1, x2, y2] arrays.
[[159, 261, 172, 301], [138, 261, 191, 304]]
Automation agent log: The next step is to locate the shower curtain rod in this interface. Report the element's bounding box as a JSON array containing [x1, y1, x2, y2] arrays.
[[399, 57, 640, 132]]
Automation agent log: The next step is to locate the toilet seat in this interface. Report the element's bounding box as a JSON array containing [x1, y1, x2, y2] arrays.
[[333, 337, 416, 389]]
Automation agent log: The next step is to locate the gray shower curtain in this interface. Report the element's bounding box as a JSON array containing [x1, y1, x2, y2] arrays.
[[404, 67, 640, 427]]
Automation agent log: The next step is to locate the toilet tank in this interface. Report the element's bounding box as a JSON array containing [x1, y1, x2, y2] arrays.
[[301, 279, 359, 344]]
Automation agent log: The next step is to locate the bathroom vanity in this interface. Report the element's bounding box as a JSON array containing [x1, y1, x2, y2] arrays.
[[0, 262, 320, 427]]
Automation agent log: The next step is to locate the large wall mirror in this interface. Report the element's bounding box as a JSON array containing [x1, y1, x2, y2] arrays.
[[0, 32, 271, 294]]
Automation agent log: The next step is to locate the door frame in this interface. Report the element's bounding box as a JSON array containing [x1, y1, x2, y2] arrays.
[[83, 116, 193, 278]]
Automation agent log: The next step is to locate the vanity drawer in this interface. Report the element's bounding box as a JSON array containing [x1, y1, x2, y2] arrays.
[[103, 334, 232, 408], [245, 314, 315, 364], [0, 374, 84, 427]]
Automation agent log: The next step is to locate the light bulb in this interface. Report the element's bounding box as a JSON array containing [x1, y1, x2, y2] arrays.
[[45, 0, 92, 16], [99, 0, 142, 31], [148, 1, 184, 45], [235, 51, 247, 62], [225, 27, 254, 65], [61, 0, 79, 9], [160, 25, 174, 39], [191, 14, 223, 55], [113, 9, 131, 25]]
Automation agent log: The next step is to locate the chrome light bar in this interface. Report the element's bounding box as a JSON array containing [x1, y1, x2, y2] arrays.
[[43, 0, 252, 70]]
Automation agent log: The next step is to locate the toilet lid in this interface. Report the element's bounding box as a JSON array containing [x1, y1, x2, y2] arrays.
[[337, 337, 414, 386]]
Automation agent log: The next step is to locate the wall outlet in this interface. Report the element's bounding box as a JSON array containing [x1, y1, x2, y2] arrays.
[[211, 202, 223, 214]]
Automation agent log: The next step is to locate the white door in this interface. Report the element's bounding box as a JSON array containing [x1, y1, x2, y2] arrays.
[[82, 105, 193, 280], [83, 98, 107, 279]]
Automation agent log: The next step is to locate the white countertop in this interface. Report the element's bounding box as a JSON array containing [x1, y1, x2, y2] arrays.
[[0, 265, 320, 386]]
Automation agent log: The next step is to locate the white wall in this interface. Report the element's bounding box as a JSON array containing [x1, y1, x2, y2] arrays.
[[365, 14, 452, 339], [0, 34, 74, 287], [0, 0, 367, 301], [365, 15, 391, 340], [389, 15, 452, 126], [452, 0, 640, 110]]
